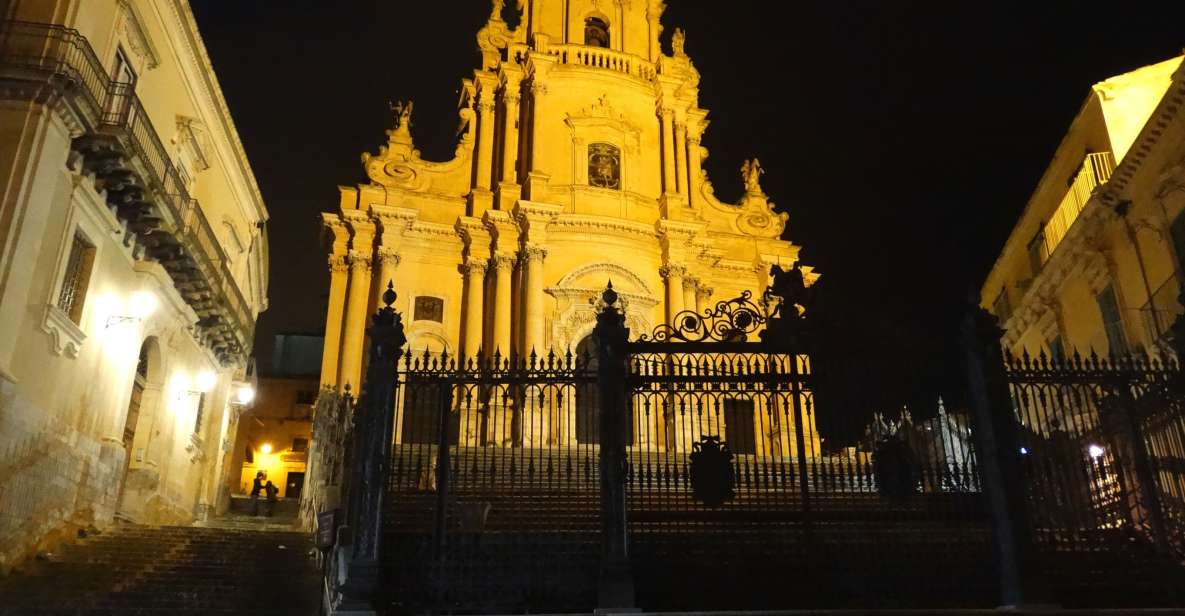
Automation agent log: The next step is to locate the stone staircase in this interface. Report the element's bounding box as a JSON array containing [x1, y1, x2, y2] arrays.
[[0, 519, 320, 615]]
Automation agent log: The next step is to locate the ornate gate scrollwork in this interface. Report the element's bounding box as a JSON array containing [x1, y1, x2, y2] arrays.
[[640, 291, 768, 342]]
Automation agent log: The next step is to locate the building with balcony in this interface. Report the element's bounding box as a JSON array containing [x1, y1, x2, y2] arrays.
[[980, 55, 1185, 359], [0, 1, 268, 569]]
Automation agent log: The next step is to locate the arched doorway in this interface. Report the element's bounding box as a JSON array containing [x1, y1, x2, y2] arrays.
[[575, 335, 599, 444], [117, 338, 159, 517]]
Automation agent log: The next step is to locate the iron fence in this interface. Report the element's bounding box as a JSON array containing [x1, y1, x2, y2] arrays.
[[1005, 351, 1184, 557]]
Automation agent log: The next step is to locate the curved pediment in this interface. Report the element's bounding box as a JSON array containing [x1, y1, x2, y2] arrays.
[[554, 261, 654, 297]]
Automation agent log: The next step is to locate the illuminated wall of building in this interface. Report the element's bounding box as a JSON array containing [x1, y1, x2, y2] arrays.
[[316, 1, 818, 451], [981, 56, 1185, 359], [0, 1, 268, 569]]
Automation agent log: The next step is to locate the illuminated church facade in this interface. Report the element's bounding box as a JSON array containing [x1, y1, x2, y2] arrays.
[[319, 1, 817, 433]]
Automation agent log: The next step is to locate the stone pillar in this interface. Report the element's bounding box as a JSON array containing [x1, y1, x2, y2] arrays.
[[525, 79, 551, 200], [320, 253, 349, 389], [682, 276, 698, 315], [339, 250, 373, 393], [373, 249, 400, 305], [461, 259, 487, 359], [491, 254, 515, 356], [674, 121, 689, 195], [687, 135, 702, 209], [696, 283, 713, 314], [476, 96, 497, 191], [660, 107, 676, 195], [522, 246, 547, 354], [661, 264, 685, 325], [501, 89, 521, 184]]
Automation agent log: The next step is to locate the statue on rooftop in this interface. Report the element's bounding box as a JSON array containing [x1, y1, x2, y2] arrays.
[[741, 158, 764, 194], [672, 28, 686, 56], [390, 100, 414, 131]]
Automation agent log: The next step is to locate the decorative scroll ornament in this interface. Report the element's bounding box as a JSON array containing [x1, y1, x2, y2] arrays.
[[689, 435, 735, 507], [640, 291, 766, 343]]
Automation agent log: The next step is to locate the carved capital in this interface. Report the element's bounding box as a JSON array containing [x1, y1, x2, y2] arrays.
[[522, 245, 548, 263], [530, 80, 549, 96], [682, 276, 699, 292], [328, 254, 349, 274], [660, 264, 688, 280], [503, 90, 521, 106], [348, 250, 373, 273], [376, 249, 401, 268], [491, 254, 516, 271], [697, 284, 714, 299], [477, 99, 497, 115], [461, 259, 489, 277]]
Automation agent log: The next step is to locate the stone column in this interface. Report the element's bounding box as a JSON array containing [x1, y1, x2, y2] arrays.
[[501, 89, 521, 184], [338, 250, 373, 392], [661, 264, 685, 325], [461, 259, 487, 359], [687, 135, 702, 209], [373, 249, 400, 305], [529, 80, 548, 173], [320, 253, 349, 389], [696, 283, 713, 314], [491, 254, 515, 356], [660, 107, 676, 195], [476, 96, 497, 191], [682, 276, 698, 315], [674, 122, 689, 195], [522, 246, 547, 354]]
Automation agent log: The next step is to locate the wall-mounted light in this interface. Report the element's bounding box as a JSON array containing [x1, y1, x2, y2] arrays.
[[232, 383, 256, 406], [1088, 444, 1105, 460], [105, 291, 157, 327], [260, 442, 273, 455]]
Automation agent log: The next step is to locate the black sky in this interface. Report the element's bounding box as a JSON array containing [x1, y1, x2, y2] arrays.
[[190, 1, 1184, 389]]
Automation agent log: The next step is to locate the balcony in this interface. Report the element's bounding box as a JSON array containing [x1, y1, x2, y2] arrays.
[[1138, 274, 1183, 354], [1033, 152, 1116, 265], [0, 20, 252, 365], [509, 42, 657, 81]]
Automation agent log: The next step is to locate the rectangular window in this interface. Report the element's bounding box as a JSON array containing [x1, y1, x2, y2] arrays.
[[413, 296, 444, 323], [992, 289, 1013, 323], [292, 437, 309, 453], [1027, 226, 1047, 275], [1171, 210, 1185, 279], [57, 232, 96, 324], [194, 392, 206, 434], [1096, 284, 1129, 356], [723, 398, 756, 455]]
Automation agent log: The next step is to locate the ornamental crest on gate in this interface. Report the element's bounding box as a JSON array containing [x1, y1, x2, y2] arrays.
[[689, 435, 735, 507]]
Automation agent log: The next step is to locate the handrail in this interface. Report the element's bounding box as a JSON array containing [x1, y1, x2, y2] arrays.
[[1039, 152, 1116, 263], [0, 20, 254, 355], [508, 42, 656, 81]]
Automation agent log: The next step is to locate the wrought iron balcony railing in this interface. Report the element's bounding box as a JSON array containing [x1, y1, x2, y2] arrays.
[[1137, 274, 1183, 353], [1034, 152, 1116, 265], [0, 20, 253, 363]]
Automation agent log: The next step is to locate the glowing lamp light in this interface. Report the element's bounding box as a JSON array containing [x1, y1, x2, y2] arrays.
[[260, 443, 273, 455], [1019, 447, 1029, 455], [128, 291, 157, 319], [1088, 444, 1105, 460], [194, 370, 217, 394], [234, 384, 256, 405]]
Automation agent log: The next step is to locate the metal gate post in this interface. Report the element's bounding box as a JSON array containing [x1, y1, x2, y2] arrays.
[[960, 305, 1051, 608], [594, 284, 637, 611], [337, 283, 407, 612]]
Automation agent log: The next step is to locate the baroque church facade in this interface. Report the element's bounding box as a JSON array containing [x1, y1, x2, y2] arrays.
[[319, 1, 816, 408]]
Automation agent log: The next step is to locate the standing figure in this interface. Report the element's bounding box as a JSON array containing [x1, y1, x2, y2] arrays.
[[741, 158, 764, 194], [264, 480, 279, 517], [250, 471, 265, 516]]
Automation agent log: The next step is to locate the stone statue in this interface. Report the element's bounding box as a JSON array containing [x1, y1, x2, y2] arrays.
[[390, 100, 414, 131], [741, 158, 763, 194], [672, 28, 686, 56]]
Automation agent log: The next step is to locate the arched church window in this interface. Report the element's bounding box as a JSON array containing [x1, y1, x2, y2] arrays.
[[584, 17, 610, 48], [414, 296, 444, 322], [588, 143, 620, 190]]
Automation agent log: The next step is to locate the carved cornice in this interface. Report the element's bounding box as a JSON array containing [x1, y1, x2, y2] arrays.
[[548, 215, 656, 240]]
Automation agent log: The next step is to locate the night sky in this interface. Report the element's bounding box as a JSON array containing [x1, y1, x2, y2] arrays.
[[191, 1, 1183, 406]]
